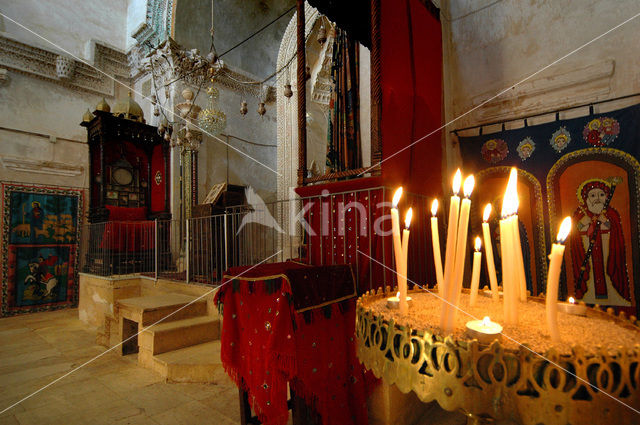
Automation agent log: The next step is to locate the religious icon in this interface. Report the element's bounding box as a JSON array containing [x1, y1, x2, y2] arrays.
[[568, 177, 631, 306]]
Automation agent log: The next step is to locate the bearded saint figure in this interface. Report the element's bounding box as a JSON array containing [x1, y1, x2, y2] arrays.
[[569, 178, 631, 306]]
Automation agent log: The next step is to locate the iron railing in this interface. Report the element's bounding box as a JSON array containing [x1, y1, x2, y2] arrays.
[[80, 187, 438, 291]]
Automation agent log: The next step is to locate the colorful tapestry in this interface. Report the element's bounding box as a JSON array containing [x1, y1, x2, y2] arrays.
[[459, 103, 640, 316], [1, 184, 83, 317]]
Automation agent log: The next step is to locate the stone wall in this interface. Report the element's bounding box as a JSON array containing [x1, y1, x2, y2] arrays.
[[167, 0, 295, 203], [441, 0, 640, 171], [0, 0, 130, 191]]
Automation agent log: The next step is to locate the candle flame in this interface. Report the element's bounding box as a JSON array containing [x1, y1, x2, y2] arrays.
[[452, 169, 462, 195], [483, 203, 492, 222], [463, 175, 475, 197], [396, 291, 400, 298], [568, 297, 575, 304], [392, 187, 403, 208], [431, 199, 438, 217], [501, 168, 519, 217], [405, 208, 413, 229], [557, 216, 572, 243], [475, 236, 482, 251], [482, 316, 491, 326]]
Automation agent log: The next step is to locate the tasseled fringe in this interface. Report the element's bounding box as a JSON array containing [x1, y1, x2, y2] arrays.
[[289, 378, 324, 424], [223, 362, 290, 425], [272, 352, 297, 380]]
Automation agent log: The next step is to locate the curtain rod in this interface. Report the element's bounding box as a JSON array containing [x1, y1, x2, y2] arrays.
[[450, 92, 640, 134]]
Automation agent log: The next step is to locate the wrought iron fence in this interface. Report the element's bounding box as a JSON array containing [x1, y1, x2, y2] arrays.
[[80, 187, 437, 291]]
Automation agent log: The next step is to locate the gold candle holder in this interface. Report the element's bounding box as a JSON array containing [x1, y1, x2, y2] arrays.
[[356, 287, 640, 425]]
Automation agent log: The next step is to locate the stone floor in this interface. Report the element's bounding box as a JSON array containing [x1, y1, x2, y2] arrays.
[[0, 308, 466, 425], [0, 309, 239, 425]]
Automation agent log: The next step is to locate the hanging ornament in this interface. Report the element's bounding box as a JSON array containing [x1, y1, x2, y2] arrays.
[[157, 118, 167, 136], [198, 82, 227, 136], [240, 100, 248, 116], [257, 102, 266, 116], [317, 23, 327, 45], [283, 83, 293, 98]]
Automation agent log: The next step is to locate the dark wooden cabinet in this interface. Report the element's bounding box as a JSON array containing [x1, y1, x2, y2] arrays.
[[81, 110, 171, 275], [82, 110, 171, 223]]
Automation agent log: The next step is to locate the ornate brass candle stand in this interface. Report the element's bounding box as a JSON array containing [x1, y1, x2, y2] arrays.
[[355, 288, 640, 425]]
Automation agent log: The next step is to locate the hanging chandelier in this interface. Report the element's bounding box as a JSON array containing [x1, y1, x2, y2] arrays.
[[198, 80, 227, 136]]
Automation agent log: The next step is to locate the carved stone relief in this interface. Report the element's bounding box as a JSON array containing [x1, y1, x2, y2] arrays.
[[0, 34, 130, 97]]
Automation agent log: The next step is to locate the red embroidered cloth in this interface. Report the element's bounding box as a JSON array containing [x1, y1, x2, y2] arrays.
[[214, 261, 368, 425]]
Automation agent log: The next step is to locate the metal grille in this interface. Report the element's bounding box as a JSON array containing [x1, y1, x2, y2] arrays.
[[80, 187, 436, 291]]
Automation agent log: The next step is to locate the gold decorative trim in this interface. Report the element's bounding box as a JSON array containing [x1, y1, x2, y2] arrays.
[[356, 288, 640, 424]]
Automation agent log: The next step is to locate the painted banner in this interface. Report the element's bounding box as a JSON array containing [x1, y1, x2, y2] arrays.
[[459, 103, 640, 316], [1, 184, 83, 317]]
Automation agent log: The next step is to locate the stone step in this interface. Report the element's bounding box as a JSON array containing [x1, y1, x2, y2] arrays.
[[146, 341, 227, 383], [138, 315, 220, 355], [116, 293, 207, 326]]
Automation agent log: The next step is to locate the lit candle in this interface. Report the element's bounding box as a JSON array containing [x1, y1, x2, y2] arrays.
[[390, 187, 403, 290], [399, 208, 412, 315], [387, 291, 413, 309], [447, 175, 475, 332], [465, 316, 503, 345], [545, 217, 572, 342], [557, 296, 587, 316], [440, 170, 462, 331], [469, 237, 482, 307], [481, 204, 499, 302], [506, 169, 527, 303], [430, 199, 444, 292], [500, 171, 519, 325]]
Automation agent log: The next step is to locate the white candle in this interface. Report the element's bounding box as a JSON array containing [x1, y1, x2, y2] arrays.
[[465, 316, 503, 345], [447, 175, 474, 332], [440, 169, 462, 331], [469, 237, 482, 307], [557, 297, 587, 316], [500, 171, 520, 325], [387, 291, 413, 309], [481, 204, 499, 302], [430, 199, 444, 292], [391, 187, 403, 289], [503, 169, 527, 302], [546, 217, 572, 342], [399, 208, 412, 315]]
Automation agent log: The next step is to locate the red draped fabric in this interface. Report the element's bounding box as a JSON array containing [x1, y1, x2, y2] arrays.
[[215, 262, 369, 425], [380, 0, 442, 196], [100, 206, 153, 251]]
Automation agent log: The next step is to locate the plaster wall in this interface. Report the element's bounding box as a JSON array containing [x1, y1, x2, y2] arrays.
[[197, 85, 279, 203], [0, 0, 128, 57], [127, 0, 148, 49], [0, 2, 131, 190], [442, 0, 640, 171], [174, 0, 295, 81]]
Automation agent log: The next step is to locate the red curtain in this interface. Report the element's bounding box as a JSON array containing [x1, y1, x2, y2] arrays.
[[380, 0, 442, 196]]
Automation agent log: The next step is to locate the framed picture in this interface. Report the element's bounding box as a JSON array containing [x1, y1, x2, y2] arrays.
[[106, 191, 118, 200], [129, 193, 138, 201], [118, 195, 129, 207]]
